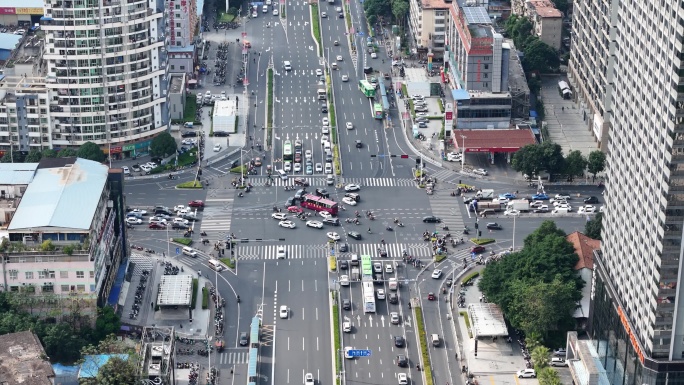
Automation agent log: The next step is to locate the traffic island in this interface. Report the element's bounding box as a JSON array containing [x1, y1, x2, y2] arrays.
[[471, 238, 495, 245], [173, 238, 193, 246], [310, 4, 322, 56], [176, 181, 203, 189], [220, 258, 236, 269], [267, 68, 274, 146], [414, 307, 433, 385]]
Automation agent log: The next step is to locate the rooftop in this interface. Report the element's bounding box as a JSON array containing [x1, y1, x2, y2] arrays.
[[0, 331, 55, 385], [0, 162, 38, 185], [505, 39, 531, 96], [463, 6, 491, 25], [0, 0, 43, 8], [527, 0, 562, 18], [157, 274, 194, 306], [567, 231, 600, 270], [169, 74, 184, 94], [0, 33, 22, 51], [455, 129, 536, 152], [8, 158, 109, 231], [168, 44, 195, 53], [213, 99, 238, 117], [420, 0, 450, 10], [467, 303, 508, 337]]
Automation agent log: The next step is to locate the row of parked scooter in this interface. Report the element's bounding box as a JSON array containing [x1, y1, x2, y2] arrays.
[[129, 270, 150, 319]]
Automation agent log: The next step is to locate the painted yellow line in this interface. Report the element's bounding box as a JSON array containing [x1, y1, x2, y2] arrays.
[[514, 373, 521, 385]]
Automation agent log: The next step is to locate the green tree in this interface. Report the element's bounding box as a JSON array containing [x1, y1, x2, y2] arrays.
[[58, 148, 77, 157], [511, 144, 543, 177], [42, 148, 57, 158], [77, 142, 106, 163], [564, 150, 587, 180], [531, 345, 550, 369], [584, 212, 603, 240], [537, 367, 562, 385], [42, 322, 88, 362], [24, 149, 43, 162], [0, 152, 12, 163], [539, 142, 565, 179], [587, 150, 606, 181], [94, 307, 121, 342], [150, 132, 177, 158], [523, 38, 560, 73], [40, 239, 56, 251], [505, 15, 533, 50], [93, 356, 138, 385]]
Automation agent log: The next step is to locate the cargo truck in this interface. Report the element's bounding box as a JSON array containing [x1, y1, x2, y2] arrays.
[[463, 189, 495, 203], [507, 199, 530, 212], [468, 200, 504, 212], [351, 268, 360, 281], [388, 278, 398, 291]]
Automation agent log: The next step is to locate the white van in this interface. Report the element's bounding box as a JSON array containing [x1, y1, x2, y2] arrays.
[[277, 169, 288, 180], [326, 174, 335, 185], [207, 259, 223, 271], [324, 163, 333, 174], [552, 207, 571, 214], [284, 61, 292, 71], [182, 246, 198, 258]]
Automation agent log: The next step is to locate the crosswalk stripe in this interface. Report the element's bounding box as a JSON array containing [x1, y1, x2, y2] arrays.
[[200, 198, 234, 234], [250, 177, 415, 187], [222, 243, 433, 260], [218, 351, 248, 365]]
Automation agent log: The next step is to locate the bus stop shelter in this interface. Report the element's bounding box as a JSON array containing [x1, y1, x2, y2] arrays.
[[453, 129, 536, 163]]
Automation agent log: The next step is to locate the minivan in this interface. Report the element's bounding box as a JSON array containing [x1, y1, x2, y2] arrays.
[[350, 254, 359, 266], [324, 163, 333, 174], [277, 169, 288, 180], [552, 207, 571, 214], [326, 174, 335, 185], [431, 334, 440, 347], [182, 246, 198, 258], [283, 61, 292, 71]]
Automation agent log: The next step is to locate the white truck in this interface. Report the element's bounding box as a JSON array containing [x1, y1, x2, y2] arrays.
[[388, 278, 398, 291], [351, 268, 360, 281], [507, 199, 530, 212]]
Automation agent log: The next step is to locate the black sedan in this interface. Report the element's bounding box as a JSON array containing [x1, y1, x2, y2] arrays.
[[486, 222, 502, 230], [422, 216, 442, 223], [584, 196, 600, 204], [214, 131, 230, 137], [394, 335, 405, 348], [348, 231, 362, 240]]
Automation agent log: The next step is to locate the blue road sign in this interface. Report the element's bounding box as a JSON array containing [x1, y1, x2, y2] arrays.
[[176, 247, 180, 255], [348, 349, 372, 357]]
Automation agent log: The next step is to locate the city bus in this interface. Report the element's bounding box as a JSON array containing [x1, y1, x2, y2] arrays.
[[359, 80, 376, 98], [362, 281, 376, 313], [361, 255, 372, 279], [373, 103, 383, 119], [283, 140, 293, 161], [317, 89, 327, 100], [300, 194, 339, 215]]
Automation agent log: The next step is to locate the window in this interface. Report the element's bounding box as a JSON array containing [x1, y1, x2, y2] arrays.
[[180, 66, 185, 70], [90, 284, 96, 292], [25, 271, 33, 279], [170, 65, 175, 70], [60, 271, 68, 278], [176, 32, 181, 37], [89, 271, 95, 279], [77, 284, 85, 292], [176, 23, 181, 27], [9, 270, 17, 279], [42, 285, 54, 293], [76, 271, 84, 279], [61, 285, 69, 292], [38, 270, 46, 279]]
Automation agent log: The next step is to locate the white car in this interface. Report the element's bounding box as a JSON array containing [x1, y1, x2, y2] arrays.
[[174, 205, 186, 212], [376, 289, 385, 299], [552, 199, 568, 207], [306, 220, 324, 229], [390, 312, 400, 324], [344, 347, 354, 359], [213, 144, 221, 152], [325, 163, 333, 174], [284, 161, 292, 172], [173, 217, 189, 225], [319, 211, 332, 219], [504, 209, 520, 216], [344, 184, 360, 192], [321, 135, 329, 144], [305, 373, 314, 385], [370, 52, 377, 59], [131, 209, 147, 216], [322, 126, 330, 134], [578, 205, 596, 213], [326, 232, 341, 241], [343, 320, 352, 332], [122, 166, 130, 175], [398, 373, 408, 385], [554, 194, 572, 200], [517, 369, 536, 378], [322, 117, 329, 126], [273, 8, 279, 15], [336, 55, 343, 61], [446, 152, 462, 162], [279, 220, 296, 229], [149, 217, 167, 224], [550, 357, 568, 367], [181, 138, 196, 145], [126, 217, 142, 225], [556, 203, 573, 211], [279, 305, 289, 319], [529, 201, 545, 208], [277, 246, 287, 259], [315, 163, 323, 172], [146, 162, 158, 169], [411, 95, 424, 100], [340, 274, 350, 286], [305, 150, 312, 160], [272, 213, 288, 220], [416, 112, 429, 117], [385, 263, 394, 273], [431, 269, 442, 279], [342, 197, 357, 206], [341, 75, 349, 82], [293, 163, 302, 173], [346, 122, 353, 130], [473, 168, 488, 176], [316, 69, 323, 76]]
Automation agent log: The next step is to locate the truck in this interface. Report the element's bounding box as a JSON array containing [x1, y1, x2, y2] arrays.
[[507, 199, 530, 212], [463, 189, 495, 203], [469, 200, 504, 212], [351, 268, 360, 281], [388, 278, 398, 291]]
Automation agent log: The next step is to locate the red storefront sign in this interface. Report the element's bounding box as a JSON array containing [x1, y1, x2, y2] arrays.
[[0, 7, 16, 15]]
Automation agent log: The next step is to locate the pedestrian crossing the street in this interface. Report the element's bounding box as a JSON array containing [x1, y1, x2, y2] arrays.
[[252, 177, 415, 187], [234, 242, 433, 260], [217, 351, 248, 365]]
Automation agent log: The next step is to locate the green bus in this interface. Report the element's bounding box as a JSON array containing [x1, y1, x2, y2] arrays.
[[283, 140, 293, 161], [359, 80, 376, 98], [373, 103, 383, 119], [361, 255, 372, 278]]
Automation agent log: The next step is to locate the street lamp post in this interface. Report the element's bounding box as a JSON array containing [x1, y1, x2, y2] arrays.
[[460, 134, 466, 172]]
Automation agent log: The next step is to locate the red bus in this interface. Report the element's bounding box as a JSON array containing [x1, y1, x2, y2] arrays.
[[300, 194, 339, 215]]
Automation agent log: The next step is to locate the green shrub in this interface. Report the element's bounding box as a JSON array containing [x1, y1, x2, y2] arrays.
[[332, 301, 341, 372], [461, 271, 480, 286], [191, 279, 198, 308], [434, 254, 447, 262], [177, 149, 199, 167], [401, 84, 408, 97], [220, 258, 235, 269], [310, 5, 322, 55], [267, 68, 274, 145], [459, 311, 473, 338], [329, 256, 336, 271], [177, 181, 203, 189], [40, 240, 55, 251], [471, 238, 495, 245], [414, 307, 433, 385], [173, 238, 193, 246], [437, 98, 444, 113], [230, 165, 247, 175], [202, 287, 209, 309]]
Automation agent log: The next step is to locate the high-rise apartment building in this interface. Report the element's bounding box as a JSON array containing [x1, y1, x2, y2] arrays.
[[573, 0, 684, 383], [408, 0, 449, 60], [41, 0, 169, 158], [166, 0, 198, 74], [567, 0, 614, 149]]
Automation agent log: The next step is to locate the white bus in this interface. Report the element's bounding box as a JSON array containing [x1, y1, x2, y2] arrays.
[[362, 280, 376, 313]]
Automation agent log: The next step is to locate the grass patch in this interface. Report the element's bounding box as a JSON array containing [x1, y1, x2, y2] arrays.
[[329, 256, 336, 271], [414, 169, 424, 178], [344, 5, 352, 31], [437, 98, 444, 113], [230, 165, 247, 175], [218, 12, 235, 22], [202, 287, 209, 309], [434, 254, 447, 262], [332, 301, 341, 373], [414, 307, 433, 385], [462, 271, 479, 286], [409, 99, 415, 115], [183, 94, 198, 123], [310, 4, 322, 56], [333, 145, 341, 175], [459, 311, 473, 338], [177, 181, 203, 189], [177, 148, 199, 167], [267, 68, 274, 146], [401, 83, 408, 97], [173, 238, 193, 246], [427, 116, 443, 120], [191, 279, 198, 308], [439, 119, 445, 140], [220, 258, 236, 269], [471, 238, 495, 245]]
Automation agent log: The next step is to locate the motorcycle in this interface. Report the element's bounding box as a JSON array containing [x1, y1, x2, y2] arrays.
[[201, 231, 207, 236], [386, 226, 393, 231], [237, 296, 241, 303], [238, 192, 244, 197], [398, 223, 404, 227]]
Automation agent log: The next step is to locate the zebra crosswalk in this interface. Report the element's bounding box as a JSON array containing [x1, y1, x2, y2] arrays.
[[427, 168, 461, 185], [200, 188, 235, 234], [232, 242, 434, 260], [217, 351, 249, 365], [249, 177, 416, 187], [428, 195, 466, 233]]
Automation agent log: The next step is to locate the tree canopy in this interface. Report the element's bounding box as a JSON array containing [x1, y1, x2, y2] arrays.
[[80, 335, 139, 385], [523, 38, 560, 73], [564, 150, 587, 180], [150, 132, 177, 158], [587, 150, 606, 179], [77, 142, 106, 163], [511, 142, 566, 179], [478, 221, 583, 344], [584, 212, 603, 240]]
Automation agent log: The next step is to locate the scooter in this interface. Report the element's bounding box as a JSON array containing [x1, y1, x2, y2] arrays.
[[238, 192, 244, 197], [201, 231, 207, 236]]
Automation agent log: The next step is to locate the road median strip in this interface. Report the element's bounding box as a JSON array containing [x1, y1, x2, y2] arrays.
[[414, 307, 433, 385], [310, 4, 322, 56], [267, 68, 274, 146]]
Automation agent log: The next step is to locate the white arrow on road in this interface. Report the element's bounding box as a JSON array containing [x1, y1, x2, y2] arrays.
[[309, 46, 314, 51], [304, 22, 309, 26], [368, 315, 373, 326], [405, 316, 412, 328], [380, 315, 385, 328], [275, 97, 280, 103], [356, 314, 361, 325]]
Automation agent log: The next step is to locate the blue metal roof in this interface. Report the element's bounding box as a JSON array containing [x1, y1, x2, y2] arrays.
[[250, 316, 260, 342], [0, 33, 22, 52], [452, 89, 470, 101], [168, 44, 195, 53], [248, 348, 258, 377], [0, 163, 38, 185], [9, 158, 109, 231]]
